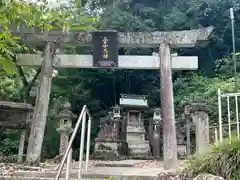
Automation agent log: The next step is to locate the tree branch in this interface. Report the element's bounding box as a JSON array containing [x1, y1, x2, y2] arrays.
[[26, 68, 41, 93], [18, 67, 41, 102], [12, 55, 29, 86]]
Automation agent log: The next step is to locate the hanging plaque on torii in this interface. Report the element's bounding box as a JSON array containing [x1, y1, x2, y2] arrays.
[[92, 31, 118, 68]]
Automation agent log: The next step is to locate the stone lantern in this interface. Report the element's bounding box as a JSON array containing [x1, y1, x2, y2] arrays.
[[29, 79, 39, 97], [57, 101, 75, 156], [112, 105, 122, 140], [113, 104, 121, 119], [153, 108, 162, 126], [29, 86, 38, 97]]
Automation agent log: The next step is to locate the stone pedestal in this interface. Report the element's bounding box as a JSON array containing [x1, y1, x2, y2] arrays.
[[177, 144, 187, 159], [126, 125, 150, 156], [93, 112, 122, 160], [57, 129, 72, 156], [126, 111, 150, 157], [94, 139, 122, 160]]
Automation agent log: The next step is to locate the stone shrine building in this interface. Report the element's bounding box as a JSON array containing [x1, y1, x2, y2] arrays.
[[120, 94, 150, 157]]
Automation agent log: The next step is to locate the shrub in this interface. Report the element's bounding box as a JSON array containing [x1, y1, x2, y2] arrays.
[[184, 137, 240, 180]]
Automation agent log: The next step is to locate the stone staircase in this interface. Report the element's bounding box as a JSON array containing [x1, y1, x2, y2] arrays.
[[126, 125, 150, 157], [0, 169, 159, 180], [0, 160, 185, 180]]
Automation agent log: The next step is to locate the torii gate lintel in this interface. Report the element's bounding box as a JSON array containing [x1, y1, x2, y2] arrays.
[[10, 26, 213, 48]]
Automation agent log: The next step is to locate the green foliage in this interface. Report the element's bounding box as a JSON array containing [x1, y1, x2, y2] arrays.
[[174, 72, 234, 109], [0, 0, 97, 75], [90, 0, 240, 75], [0, 75, 21, 100], [0, 0, 97, 158], [42, 97, 63, 159], [184, 137, 240, 180], [0, 138, 19, 155], [0, 130, 20, 156], [42, 115, 60, 159]]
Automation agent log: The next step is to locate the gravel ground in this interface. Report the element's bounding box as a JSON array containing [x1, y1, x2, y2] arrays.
[[133, 160, 164, 168]]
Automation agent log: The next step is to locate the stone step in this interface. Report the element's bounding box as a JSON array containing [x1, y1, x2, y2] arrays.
[[0, 171, 185, 180], [94, 163, 133, 167], [0, 175, 156, 180], [0, 170, 159, 180], [0, 166, 174, 180], [93, 160, 149, 167], [128, 143, 149, 148]]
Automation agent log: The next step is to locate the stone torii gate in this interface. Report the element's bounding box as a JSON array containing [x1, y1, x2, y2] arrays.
[[11, 27, 213, 169]]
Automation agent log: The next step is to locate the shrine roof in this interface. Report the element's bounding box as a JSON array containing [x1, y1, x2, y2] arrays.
[[120, 94, 147, 99], [120, 94, 148, 107]]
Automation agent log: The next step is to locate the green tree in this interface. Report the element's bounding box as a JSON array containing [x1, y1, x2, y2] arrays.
[[0, 0, 98, 162], [2, 0, 240, 162]]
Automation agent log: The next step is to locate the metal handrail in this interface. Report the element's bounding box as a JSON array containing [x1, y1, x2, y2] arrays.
[[54, 105, 92, 180]]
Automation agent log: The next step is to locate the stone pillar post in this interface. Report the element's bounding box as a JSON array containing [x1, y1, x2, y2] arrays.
[[113, 119, 121, 140], [18, 130, 26, 163], [18, 108, 32, 163], [98, 122, 105, 140], [148, 118, 153, 153], [193, 112, 210, 155], [57, 101, 74, 157], [184, 103, 212, 155], [186, 117, 191, 155], [122, 111, 127, 141], [152, 108, 162, 157], [113, 105, 121, 140]]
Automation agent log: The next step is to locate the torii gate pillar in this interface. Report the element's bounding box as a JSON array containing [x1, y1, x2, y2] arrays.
[[159, 43, 177, 169]]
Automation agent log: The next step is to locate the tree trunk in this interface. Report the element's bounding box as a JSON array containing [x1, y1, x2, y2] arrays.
[[159, 43, 178, 169], [26, 42, 55, 164]]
